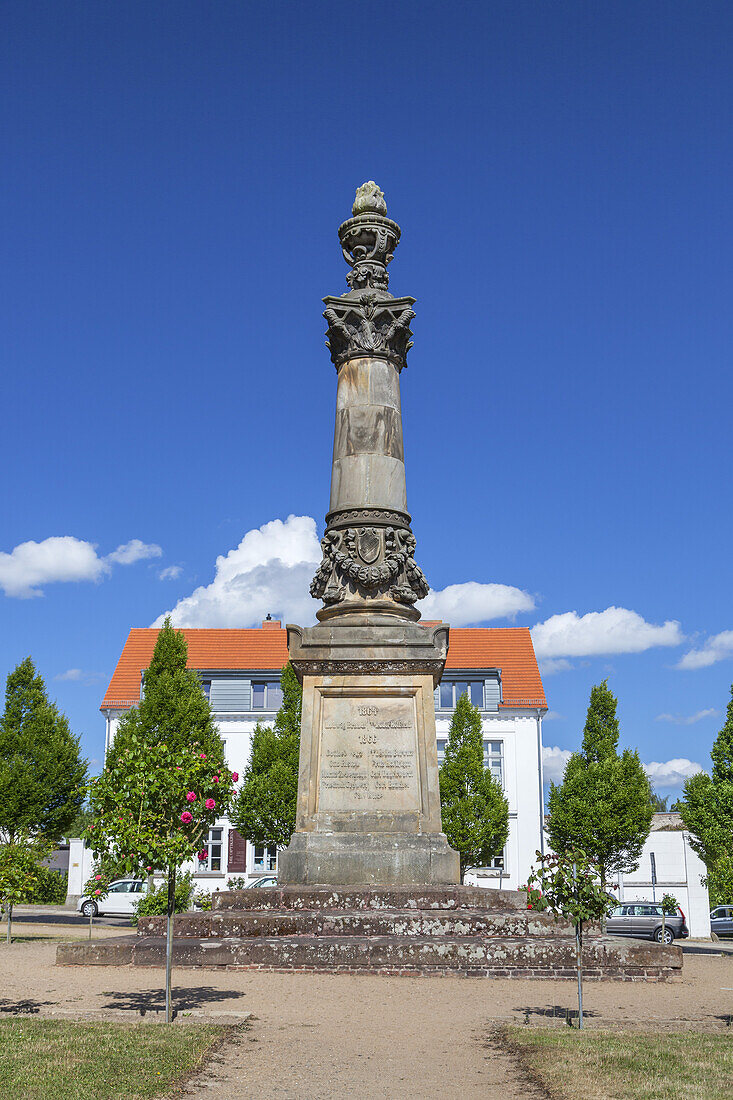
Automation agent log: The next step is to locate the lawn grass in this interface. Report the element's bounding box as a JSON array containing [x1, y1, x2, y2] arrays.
[[0, 1019, 227, 1100], [505, 1026, 733, 1100]]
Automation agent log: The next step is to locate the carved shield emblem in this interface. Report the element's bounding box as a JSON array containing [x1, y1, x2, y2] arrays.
[[357, 527, 380, 564]]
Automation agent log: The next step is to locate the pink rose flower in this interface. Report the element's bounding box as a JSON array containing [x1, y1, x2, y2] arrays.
[[146, 866, 152, 872], [200, 753, 206, 760], [205, 798, 216, 810], [95, 874, 102, 881], [180, 810, 193, 824], [213, 776, 220, 783], [197, 848, 208, 861], [232, 772, 239, 782], [94, 889, 101, 896], [186, 791, 196, 802]]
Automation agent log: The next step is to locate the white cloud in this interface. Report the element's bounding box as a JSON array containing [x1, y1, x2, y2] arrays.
[[677, 630, 733, 670], [0, 537, 108, 598], [543, 745, 705, 791], [655, 708, 719, 726], [418, 581, 534, 624], [539, 658, 574, 676], [542, 745, 573, 783], [105, 539, 162, 565], [158, 565, 183, 581], [531, 606, 683, 659], [644, 759, 705, 788], [154, 515, 322, 628], [0, 535, 165, 598], [543, 710, 564, 721], [54, 668, 102, 685]]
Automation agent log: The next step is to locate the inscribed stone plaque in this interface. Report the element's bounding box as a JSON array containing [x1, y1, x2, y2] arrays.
[[317, 694, 419, 814]]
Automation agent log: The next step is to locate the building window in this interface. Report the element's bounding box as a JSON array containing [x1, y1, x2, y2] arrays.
[[436, 738, 503, 785], [253, 844, 278, 872], [252, 681, 284, 710], [487, 852, 505, 870], [438, 681, 484, 709], [200, 678, 211, 701], [485, 741, 503, 785], [199, 828, 223, 872]]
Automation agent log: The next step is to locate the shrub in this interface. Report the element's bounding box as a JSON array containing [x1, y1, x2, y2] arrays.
[[29, 868, 68, 904], [192, 889, 212, 911], [130, 872, 195, 926], [226, 876, 249, 891]]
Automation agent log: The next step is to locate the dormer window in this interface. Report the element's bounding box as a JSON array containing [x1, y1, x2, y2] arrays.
[[439, 681, 484, 709], [252, 681, 284, 710]]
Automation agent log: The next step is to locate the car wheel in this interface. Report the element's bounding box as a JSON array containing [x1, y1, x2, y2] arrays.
[[81, 900, 98, 918], [654, 926, 674, 944]]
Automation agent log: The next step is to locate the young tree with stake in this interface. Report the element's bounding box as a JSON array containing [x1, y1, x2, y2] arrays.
[[85, 619, 237, 1021], [438, 690, 509, 882], [525, 849, 611, 1029]]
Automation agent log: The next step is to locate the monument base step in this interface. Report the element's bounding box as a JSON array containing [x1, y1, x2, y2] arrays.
[[56, 932, 681, 980], [278, 832, 460, 886]]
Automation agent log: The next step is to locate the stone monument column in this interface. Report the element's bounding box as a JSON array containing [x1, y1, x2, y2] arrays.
[[279, 182, 459, 886]]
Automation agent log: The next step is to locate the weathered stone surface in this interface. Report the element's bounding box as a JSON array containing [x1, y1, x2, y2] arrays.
[[57, 932, 681, 980], [139, 908, 577, 940], [211, 885, 527, 912], [278, 670, 459, 886]]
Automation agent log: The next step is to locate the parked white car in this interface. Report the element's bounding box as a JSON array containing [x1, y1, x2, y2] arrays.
[[77, 878, 148, 918]]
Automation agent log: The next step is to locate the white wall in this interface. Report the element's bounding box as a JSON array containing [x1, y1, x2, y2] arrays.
[[66, 837, 95, 905], [439, 709, 544, 891], [617, 824, 711, 939]]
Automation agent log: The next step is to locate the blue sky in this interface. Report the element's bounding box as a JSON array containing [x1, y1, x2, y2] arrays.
[[2, 1, 732, 795]]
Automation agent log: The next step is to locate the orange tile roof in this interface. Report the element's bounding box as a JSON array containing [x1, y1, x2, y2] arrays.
[[101, 623, 545, 711]]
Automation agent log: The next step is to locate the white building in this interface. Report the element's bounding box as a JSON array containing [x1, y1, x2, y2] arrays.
[[81, 619, 709, 935], [614, 813, 711, 939], [95, 620, 547, 894]]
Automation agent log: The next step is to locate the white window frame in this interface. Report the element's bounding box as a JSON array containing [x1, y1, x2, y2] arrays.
[[199, 827, 224, 873], [438, 680, 484, 710], [253, 843, 278, 872], [251, 680, 284, 710]]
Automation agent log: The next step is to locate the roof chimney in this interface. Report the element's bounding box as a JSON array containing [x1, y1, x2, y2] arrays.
[[262, 617, 281, 630]]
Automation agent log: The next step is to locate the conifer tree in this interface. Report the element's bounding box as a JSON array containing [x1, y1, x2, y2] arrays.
[[547, 680, 653, 890], [231, 664, 301, 849], [112, 619, 224, 759], [679, 685, 733, 906], [0, 657, 87, 843], [438, 690, 509, 882]]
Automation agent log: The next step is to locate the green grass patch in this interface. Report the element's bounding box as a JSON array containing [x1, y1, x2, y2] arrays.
[[0, 1019, 227, 1100], [505, 1027, 733, 1100]]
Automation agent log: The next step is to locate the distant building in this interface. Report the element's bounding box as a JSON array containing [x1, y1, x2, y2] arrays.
[[94, 620, 547, 893], [614, 812, 710, 939]]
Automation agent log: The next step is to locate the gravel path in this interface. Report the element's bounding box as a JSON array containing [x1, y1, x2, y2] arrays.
[[0, 937, 731, 1097]]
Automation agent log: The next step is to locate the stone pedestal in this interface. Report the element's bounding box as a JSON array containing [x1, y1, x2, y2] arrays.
[[278, 621, 460, 886]]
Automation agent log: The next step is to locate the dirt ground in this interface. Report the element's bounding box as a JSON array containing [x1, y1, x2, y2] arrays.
[[1, 937, 732, 1099]]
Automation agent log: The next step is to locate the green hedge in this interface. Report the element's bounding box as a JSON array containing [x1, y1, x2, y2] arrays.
[[28, 868, 68, 905]]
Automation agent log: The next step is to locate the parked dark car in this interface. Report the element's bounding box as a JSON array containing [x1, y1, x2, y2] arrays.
[[606, 902, 688, 944], [710, 905, 733, 937]]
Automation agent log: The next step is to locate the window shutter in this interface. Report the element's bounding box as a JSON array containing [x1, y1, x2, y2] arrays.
[[227, 828, 247, 873]]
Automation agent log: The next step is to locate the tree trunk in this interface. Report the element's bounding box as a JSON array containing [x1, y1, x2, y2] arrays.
[[165, 866, 176, 1023], [6, 903, 12, 945], [88, 909, 93, 940], [575, 919, 584, 1029]]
